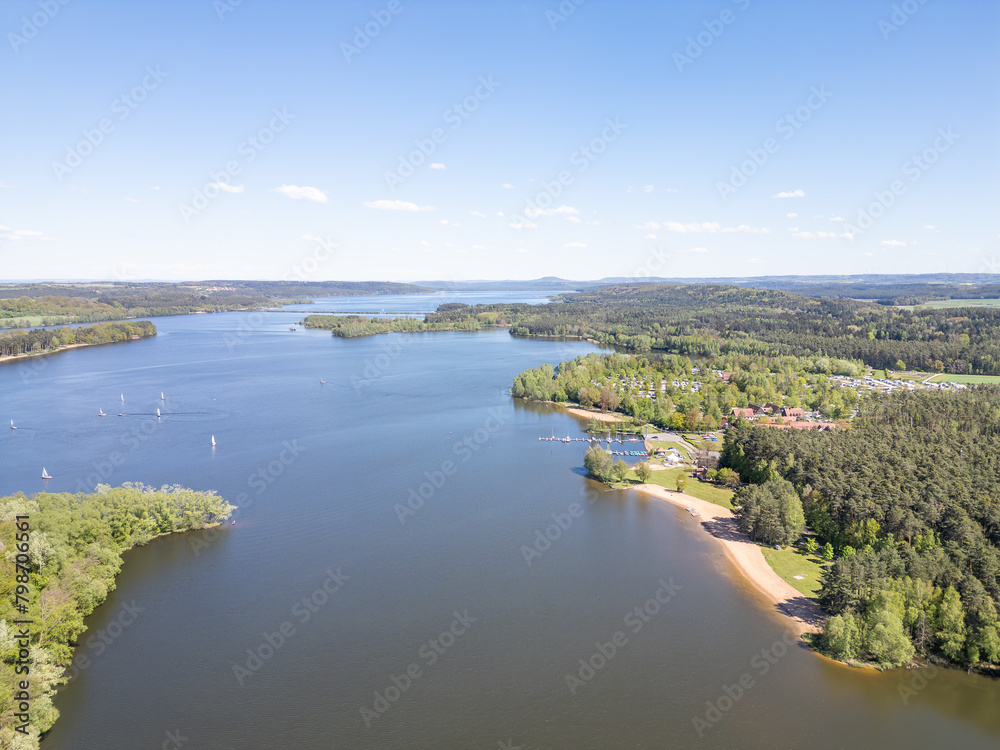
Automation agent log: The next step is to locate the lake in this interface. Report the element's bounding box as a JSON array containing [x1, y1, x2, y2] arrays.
[[1, 294, 998, 749]]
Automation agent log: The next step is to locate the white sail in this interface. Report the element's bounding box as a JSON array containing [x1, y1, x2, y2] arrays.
[[211, 435, 216, 446], [161, 392, 165, 400], [121, 393, 125, 402], [9, 419, 15, 430], [157, 408, 161, 417], [41, 467, 51, 479], [99, 409, 105, 416]]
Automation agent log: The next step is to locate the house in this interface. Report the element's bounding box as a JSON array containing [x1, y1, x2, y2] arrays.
[[781, 407, 805, 418], [731, 407, 755, 420]]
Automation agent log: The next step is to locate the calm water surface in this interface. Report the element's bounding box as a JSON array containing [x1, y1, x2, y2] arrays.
[[1, 294, 998, 750]]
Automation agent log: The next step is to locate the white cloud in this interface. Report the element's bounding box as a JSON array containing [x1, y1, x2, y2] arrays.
[[564, 242, 587, 248], [472, 244, 485, 249], [275, 184, 327, 203], [209, 182, 243, 194], [429, 163, 446, 170], [13, 229, 42, 236], [643, 234, 657, 239], [501, 183, 514, 189], [509, 219, 538, 229], [772, 189, 805, 198], [677, 246, 709, 253], [644, 185, 654, 193], [662, 221, 768, 234], [514, 247, 528, 253], [125, 197, 139, 203], [881, 239, 907, 247], [471, 210, 487, 218], [626, 186, 635, 193], [524, 205, 578, 218], [923, 224, 935, 230], [828, 215, 844, 221], [636, 221, 660, 230], [440, 219, 461, 226], [786, 213, 798, 218], [566, 216, 581, 223], [420, 240, 432, 247], [364, 199, 434, 211]]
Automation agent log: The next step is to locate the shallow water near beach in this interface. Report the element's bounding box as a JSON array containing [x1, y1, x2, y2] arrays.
[[1, 294, 998, 749]]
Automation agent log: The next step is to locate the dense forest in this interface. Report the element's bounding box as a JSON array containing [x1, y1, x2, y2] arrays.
[[721, 388, 1000, 670], [333, 284, 1000, 375], [0, 485, 234, 748], [0, 321, 157, 359]]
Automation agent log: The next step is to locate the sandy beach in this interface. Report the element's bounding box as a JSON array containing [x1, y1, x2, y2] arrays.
[[564, 406, 628, 423], [632, 483, 826, 636]]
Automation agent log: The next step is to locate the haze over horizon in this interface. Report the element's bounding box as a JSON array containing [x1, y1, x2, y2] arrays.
[[2, 0, 997, 281]]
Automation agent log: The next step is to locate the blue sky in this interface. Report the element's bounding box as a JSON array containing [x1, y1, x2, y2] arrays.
[[2, 0, 997, 281]]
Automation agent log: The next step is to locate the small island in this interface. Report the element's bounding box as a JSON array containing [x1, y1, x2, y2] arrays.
[[0, 321, 157, 363]]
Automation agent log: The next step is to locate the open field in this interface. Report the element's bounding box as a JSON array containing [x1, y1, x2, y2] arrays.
[[760, 545, 826, 602], [637, 467, 735, 510], [928, 373, 1000, 384], [898, 298, 1000, 310]]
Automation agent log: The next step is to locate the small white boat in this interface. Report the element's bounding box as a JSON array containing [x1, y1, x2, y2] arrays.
[[10, 419, 16, 430], [99, 409, 106, 417], [161, 392, 165, 400], [211, 435, 216, 446], [320, 379, 326, 384], [157, 408, 161, 418], [41, 467, 52, 480], [121, 393, 125, 402]]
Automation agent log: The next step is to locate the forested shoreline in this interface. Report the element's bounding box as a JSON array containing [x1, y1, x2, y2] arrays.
[[722, 389, 1000, 671], [0, 321, 156, 360], [0, 485, 235, 748]]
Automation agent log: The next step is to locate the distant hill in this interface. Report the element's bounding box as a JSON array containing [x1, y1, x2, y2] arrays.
[[418, 274, 1000, 303]]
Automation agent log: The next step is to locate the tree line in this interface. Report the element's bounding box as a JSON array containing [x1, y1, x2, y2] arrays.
[[0, 321, 157, 359], [0, 484, 234, 748], [721, 388, 1000, 670]]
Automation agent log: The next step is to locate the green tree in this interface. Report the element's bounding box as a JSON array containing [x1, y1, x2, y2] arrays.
[[634, 461, 652, 483], [583, 444, 614, 483], [822, 542, 835, 561], [612, 458, 630, 483], [823, 612, 861, 661], [676, 474, 687, 492], [864, 608, 915, 667], [805, 538, 818, 555], [937, 586, 968, 663]]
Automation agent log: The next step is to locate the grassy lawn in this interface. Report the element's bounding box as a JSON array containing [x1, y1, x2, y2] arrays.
[[636, 467, 735, 510], [916, 298, 1000, 310], [0, 315, 50, 328], [928, 373, 1000, 384], [760, 545, 826, 602]]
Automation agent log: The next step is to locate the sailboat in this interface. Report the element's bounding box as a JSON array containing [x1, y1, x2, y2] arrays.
[[161, 392, 165, 400], [320, 378, 326, 384], [9, 419, 16, 430], [157, 408, 161, 418], [121, 393, 125, 402], [98, 409, 106, 417], [41, 467, 52, 479], [211, 435, 216, 447]]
